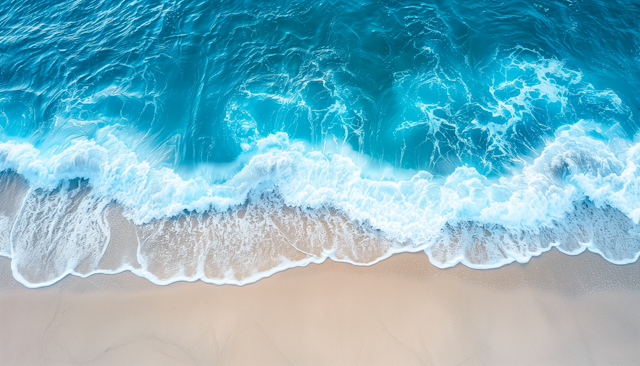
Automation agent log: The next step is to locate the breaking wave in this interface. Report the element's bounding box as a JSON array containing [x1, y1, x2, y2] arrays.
[[1, 0, 639, 286]]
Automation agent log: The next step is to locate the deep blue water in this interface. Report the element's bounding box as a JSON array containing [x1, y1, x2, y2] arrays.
[[2, 0, 638, 176], [1, 0, 640, 286]]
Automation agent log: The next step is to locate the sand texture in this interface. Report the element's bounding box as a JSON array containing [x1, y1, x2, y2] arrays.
[[2, 250, 640, 366]]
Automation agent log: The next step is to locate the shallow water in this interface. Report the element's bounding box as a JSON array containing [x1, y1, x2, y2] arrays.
[[1, 0, 639, 286]]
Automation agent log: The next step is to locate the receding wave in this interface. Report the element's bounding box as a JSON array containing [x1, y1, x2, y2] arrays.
[[1, 119, 640, 287]]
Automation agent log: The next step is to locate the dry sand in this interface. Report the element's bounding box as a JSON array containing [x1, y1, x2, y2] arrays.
[[1, 249, 640, 366]]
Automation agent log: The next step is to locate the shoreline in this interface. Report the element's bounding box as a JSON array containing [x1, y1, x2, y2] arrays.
[[3, 169, 640, 289], [2, 249, 640, 365]]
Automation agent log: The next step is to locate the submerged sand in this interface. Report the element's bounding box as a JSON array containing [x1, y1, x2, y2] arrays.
[[1, 249, 640, 366]]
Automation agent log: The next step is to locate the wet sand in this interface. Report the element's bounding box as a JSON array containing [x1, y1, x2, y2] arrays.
[[1, 249, 640, 366]]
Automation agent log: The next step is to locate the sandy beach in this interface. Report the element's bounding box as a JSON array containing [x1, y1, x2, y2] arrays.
[[2, 0, 640, 364], [2, 249, 640, 366]]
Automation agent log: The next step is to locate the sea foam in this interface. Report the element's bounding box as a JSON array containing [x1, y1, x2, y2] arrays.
[[1, 118, 640, 287]]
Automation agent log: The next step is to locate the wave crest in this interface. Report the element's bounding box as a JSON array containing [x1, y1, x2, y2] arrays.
[[1, 119, 639, 286]]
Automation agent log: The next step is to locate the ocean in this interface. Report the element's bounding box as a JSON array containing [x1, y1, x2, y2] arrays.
[[1, 0, 639, 287]]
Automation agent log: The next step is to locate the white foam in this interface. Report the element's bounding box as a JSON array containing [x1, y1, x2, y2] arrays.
[[0, 118, 639, 234], [1, 48, 639, 286], [0, 118, 639, 285]]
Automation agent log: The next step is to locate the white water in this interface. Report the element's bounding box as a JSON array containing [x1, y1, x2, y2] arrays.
[[1, 117, 640, 287]]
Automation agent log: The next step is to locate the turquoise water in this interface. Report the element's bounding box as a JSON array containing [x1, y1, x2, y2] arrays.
[[1, 0, 640, 286]]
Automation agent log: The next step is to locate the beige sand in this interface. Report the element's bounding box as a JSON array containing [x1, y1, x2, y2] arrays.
[[1, 249, 640, 366]]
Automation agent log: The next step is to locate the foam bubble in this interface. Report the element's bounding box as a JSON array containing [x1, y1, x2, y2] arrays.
[[1, 117, 640, 287]]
